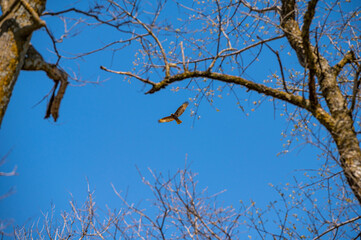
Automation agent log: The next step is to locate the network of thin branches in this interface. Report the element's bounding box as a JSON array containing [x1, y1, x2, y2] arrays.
[[13, 165, 361, 239]]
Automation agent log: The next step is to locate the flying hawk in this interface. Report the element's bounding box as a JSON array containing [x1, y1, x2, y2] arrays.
[[158, 102, 189, 124]]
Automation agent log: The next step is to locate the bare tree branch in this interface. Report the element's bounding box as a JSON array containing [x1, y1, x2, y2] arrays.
[[0, 165, 18, 177], [312, 215, 361, 240], [100, 66, 156, 86], [301, 0, 319, 106], [22, 45, 68, 121], [350, 64, 361, 113], [332, 51, 356, 77]]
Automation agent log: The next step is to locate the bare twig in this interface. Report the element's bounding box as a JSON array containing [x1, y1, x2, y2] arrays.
[[0, 165, 18, 177], [257, 35, 289, 93], [100, 66, 156, 86], [312, 215, 361, 240]]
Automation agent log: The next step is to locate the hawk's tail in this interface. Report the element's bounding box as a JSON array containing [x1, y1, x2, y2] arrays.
[[175, 118, 182, 124]]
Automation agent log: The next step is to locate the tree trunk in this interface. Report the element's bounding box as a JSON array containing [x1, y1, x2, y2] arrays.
[[322, 71, 361, 204], [280, 0, 361, 204], [0, 0, 46, 126]]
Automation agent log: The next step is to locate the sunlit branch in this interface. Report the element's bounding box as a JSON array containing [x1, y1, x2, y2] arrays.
[[223, 34, 285, 57], [332, 51, 355, 77], [312, 215, 361, 240], [174, 35, 285, 65], [180, 41, 187, 72], [111, 183, 161, 236], [207, 48, 237, 72], [100, 66, 156, 86], [20, 0, 46, 27], [147, 69, 336, 134], [0, 0, 20, 22], [0, 166, 17, 177], [240, 0, 281, 13], [175, 190, 223, 240]]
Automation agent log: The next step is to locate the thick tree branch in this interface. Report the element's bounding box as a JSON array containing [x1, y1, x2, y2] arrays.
[[280, 0, 350, 117], [280, 0, 307, 68], [350, 64, 361, 113], [332, 51, 355, 76], [22, 45, 68, 121], [0, 0, 20, 23], [0, 0, 46, 127], [301, 0, 318, 46], [19, 0, 46, 27], [140, 70, 335, 132], [301, 0, 319, 107]]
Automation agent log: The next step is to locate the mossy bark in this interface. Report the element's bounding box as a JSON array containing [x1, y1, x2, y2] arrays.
[[0, 0, 46, 126], [280, 0, 361, 204]]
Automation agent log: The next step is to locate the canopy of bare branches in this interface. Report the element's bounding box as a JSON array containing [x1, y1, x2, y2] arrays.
[[1, 0, 361, 239]]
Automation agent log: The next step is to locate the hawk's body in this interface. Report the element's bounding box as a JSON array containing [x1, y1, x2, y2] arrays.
[[158, 102, 189, 124]]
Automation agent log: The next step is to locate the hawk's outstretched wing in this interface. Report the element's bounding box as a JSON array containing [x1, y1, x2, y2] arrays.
[[174, 102, 189, 117], [158, 102, 189, 124], [158, 116, 175, 123]]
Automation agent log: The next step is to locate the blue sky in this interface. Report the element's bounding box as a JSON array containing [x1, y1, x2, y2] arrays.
[[0, 0, 352, 237]]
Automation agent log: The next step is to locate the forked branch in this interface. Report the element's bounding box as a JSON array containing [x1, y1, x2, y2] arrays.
[[332, 51, 355, 76]]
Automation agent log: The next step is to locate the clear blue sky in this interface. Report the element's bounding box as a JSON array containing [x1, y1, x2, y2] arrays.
[[0, 0, 349, 236]]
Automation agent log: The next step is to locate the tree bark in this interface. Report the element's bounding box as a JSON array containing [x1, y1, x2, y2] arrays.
[[280, 0, 361, 204], [0, 0, 46, 126]]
